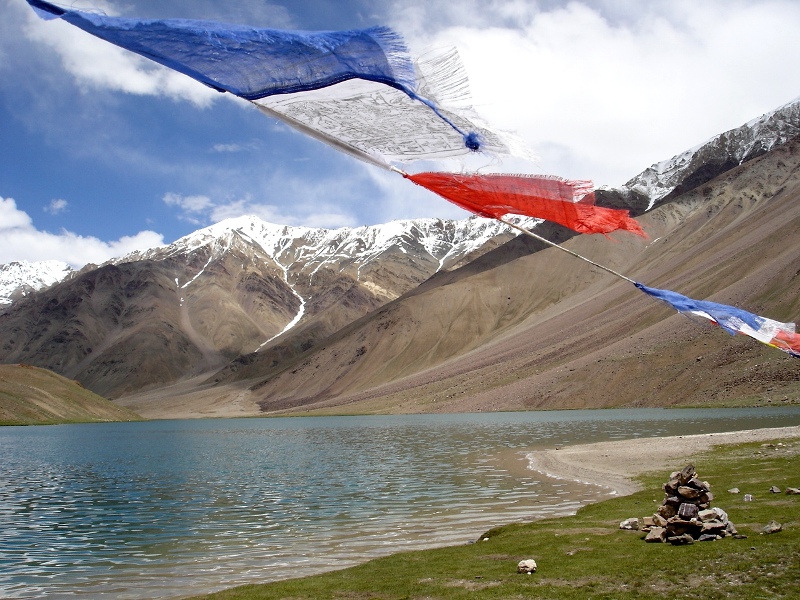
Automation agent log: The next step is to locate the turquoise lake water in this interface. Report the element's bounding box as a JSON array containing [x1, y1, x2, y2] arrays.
[[2, 407, 800, 598]]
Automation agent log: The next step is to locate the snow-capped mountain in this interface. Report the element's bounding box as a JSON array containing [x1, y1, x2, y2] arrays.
[[624, 97, 800, 208], [5, 95, 798, 312], [0, 215, 527, 313], [2, 96, 799, 406], [122, 214, 527, 284], [0, 260, 73, 307], [0, 214, 527, 397]]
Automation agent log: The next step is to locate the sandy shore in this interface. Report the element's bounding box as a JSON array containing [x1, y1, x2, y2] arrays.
[[525, 425, 800, 496]]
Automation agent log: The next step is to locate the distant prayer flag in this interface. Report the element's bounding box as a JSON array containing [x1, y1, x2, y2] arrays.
[[405, 172, 646, 237], [635, 283, 800, 358]]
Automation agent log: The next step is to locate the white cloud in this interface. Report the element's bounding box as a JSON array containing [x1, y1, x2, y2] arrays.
[[1, 196, 33, 228], [163, 189, 359, 230], [44, 198, 68, 215], [391, 0, 800, 186], [1, 196, 164, 269], [211, 140, 263, 153], [21, 1, 220, 107], [212, 143, 246, 153], [163, 192, 213, 213]]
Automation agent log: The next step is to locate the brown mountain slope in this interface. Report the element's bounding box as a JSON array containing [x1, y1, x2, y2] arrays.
[[1, 220, 520, 399], [117, 136, 800, 419], [0, 364, 142, 425]]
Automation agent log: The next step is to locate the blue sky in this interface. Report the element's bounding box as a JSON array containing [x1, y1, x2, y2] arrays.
[[2, 0, 799, 268]]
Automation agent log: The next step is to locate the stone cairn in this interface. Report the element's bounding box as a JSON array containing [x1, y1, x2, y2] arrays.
[[622, 464, 741, 545]]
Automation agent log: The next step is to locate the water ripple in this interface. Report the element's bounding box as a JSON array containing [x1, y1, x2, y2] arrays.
[[1, 407, 799, 598]]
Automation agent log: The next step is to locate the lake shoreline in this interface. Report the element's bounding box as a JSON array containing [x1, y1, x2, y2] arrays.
[[5, 413, 800, 599], [524, 425, 800, 496]]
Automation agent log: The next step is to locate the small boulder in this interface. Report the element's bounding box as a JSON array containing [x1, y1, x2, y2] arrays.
[[701, 520, 726, 534], [698, 509, 717, 522], [712, 507, 729, 525], [677, 464, 696, 485], [619, 518, 640, 531], [678, 486, 701, 499], [644, 527, 666, 543], [728, 487, 740, 494], [652, 513, 668, 527], [762, 520, 782, 535], [770, 486, 782, 494], [517, 559, 537, 574], [785, 487, 800, 495], [657, 504, 677, 518], [678, 503, 699, 520]]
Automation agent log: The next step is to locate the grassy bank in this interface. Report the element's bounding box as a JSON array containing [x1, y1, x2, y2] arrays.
[[195, 437, 799, 599]]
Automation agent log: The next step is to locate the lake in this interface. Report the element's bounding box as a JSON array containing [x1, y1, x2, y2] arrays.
[[2, 407, 800, 599]]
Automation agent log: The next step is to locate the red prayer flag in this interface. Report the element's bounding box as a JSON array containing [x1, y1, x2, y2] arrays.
[[405, 172, 646, 237]]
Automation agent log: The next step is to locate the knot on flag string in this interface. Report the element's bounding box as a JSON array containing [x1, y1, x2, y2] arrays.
[[464, 132, 481, 151]]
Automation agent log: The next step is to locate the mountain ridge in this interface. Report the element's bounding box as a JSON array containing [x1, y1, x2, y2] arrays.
[[1, 97, 799, 415]]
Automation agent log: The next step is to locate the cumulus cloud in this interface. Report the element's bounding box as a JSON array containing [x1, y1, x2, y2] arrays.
[[163, 189, 358, 230], [44, 198, 68, 215], [1, 196, 164, 269], [163, 192, 214, 222], [390, 0, 800, 186]]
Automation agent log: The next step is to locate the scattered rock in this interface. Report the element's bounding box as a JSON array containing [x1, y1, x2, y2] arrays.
[[744, 494, 754, 502], [620, 518, 640, 531], [769, 486, 782, 494], [728, 487, 740, 494], [786, 487, 800, 495], [517, 559, 537, 574], [762, 521, 782, 535]]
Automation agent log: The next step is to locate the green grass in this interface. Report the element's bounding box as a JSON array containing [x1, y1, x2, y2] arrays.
[[193, 438, 800, 600]]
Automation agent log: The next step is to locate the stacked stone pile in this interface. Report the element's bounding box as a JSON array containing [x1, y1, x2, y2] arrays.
[[637, 464, 741, 544]]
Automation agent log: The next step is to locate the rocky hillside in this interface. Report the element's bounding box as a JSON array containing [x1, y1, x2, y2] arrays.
[[115, 132, 800, 419], [0, 215, 529, 397], [0, 364, 142, 425]]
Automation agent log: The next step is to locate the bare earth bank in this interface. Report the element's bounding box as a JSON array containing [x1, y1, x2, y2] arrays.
[[525, 425, 800, 496]]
